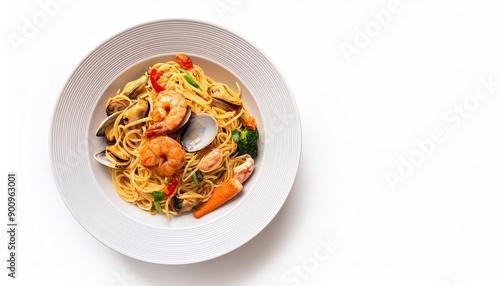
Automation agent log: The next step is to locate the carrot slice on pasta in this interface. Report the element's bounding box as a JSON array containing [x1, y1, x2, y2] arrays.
[[193, 178, 243, 219]]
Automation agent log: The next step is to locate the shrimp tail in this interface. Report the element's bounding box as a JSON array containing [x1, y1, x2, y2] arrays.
[[241, 113, 257, 130], [144, 122, 168, 138]]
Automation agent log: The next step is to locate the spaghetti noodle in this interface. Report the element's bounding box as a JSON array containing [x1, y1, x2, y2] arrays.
[[96, 54, 257, 219]]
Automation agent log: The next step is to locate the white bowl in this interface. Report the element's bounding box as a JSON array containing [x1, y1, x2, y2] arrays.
[[50, 19, 301, 264]]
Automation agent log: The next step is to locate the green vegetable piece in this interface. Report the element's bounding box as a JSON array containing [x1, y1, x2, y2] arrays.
[[232, 127, 259, 158], [192, 172, 199, 186], [181, 68, 199, 88], [232, 129, 240, 142], [152, 191, 165, 202], [154, 201, 162, 213]]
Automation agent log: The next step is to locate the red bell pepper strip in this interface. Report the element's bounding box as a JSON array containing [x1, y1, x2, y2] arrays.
[[150, 68, 165, 93], [165, 175, 178, 197], [176, 54, 193, 70], [151, 175, 179, 213]]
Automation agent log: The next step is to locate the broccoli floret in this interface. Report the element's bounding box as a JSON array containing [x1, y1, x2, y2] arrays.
[[232, 128, 259, 158]]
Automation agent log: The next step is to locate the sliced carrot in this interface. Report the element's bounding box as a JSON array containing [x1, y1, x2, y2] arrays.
[[193, 178, 243, 219]]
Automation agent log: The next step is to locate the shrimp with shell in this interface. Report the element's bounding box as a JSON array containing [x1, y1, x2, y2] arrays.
[[139, 135, 186, 177], [144, 90, 188, 138]]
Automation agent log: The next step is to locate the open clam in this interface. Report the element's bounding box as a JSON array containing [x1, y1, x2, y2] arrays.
[[96, 99, 150, 138], [122, 99, 149, 125], [105, 97, 130, 115], [95, 111, 121, 137], [94, 99, 150, 168], [93, 145, 130, 169], [120, 74, 148, 98], [180, 114, 218, 152], [103, 124, 117, 144], [207, 83, 242, 111], [104, 74, 147, 115]]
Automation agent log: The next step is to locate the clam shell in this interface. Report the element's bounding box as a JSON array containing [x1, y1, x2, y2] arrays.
[[122, 99, 149, 125], [95, 111, 121, 137], [121, 74, 148, 98], [96, 99, 150, 137], [180, 114, 218, 152], [93, 150, 128, 169], [212, 98, 242, 111], [208, 83, 242, 111], [105, 97, 130, 115]]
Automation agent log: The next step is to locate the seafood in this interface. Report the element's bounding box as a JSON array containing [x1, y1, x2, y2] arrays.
[[241, 113, 257, 130], [139, 135, 186, 177], [122, 99, 149, 125], [198, 148, 223, 173], [180, 114, 218, 152], [119, 74, 148, 98], [145, 90, 189, 138], [95, 111, 121, 137], [93, 55, 260, 220], [105, 97, 130, 115], [233, 157, 254, 183], [96, 99, 149, 140], [94, 145, 130, 169], [174, 198, 199, 213], [207, 83, 242, 111], [104, 124, 116, 143], [106, 145, 130, 164], [104, 75, 147, 115]]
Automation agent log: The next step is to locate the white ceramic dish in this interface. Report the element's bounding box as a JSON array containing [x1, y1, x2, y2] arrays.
[[50, 19, 301, 264]]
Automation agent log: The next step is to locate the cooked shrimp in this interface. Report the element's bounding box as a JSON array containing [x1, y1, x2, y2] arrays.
[[241, 113, 257, 130], [145, 90, 188, 138], [139, 135, 186, 177]]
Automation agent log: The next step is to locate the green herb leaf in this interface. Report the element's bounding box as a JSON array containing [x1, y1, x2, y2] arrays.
[[232, 129, 240, 142], [192, 172, 199, 186], [152, 191, 165, 202], [180, 68, 199, 88], [154, 201, 162, 213], [183, 74, 199, 88]]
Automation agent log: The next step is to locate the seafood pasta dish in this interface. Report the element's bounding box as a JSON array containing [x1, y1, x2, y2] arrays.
[[94, 54, 259, 219]]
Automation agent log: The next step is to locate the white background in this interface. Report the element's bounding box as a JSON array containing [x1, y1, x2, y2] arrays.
[[2, 0, 500, 285]]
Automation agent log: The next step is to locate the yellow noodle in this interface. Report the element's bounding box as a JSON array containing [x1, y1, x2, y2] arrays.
[[101, 59, 255, 219]]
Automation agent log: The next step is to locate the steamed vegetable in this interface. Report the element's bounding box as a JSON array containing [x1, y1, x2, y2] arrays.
[[232, 127, 259, 158], [193, 178, 243, 219]]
